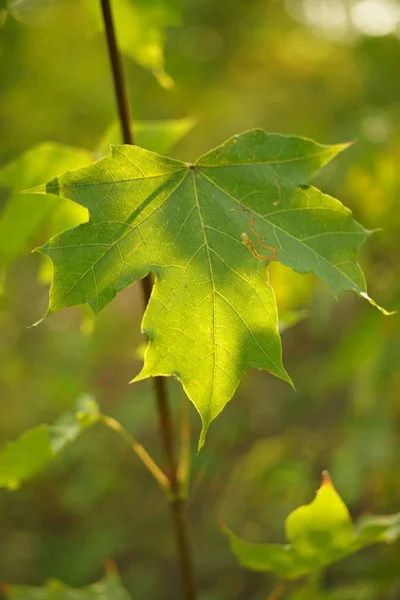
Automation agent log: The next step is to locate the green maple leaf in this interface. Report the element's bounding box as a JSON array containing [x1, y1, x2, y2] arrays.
[[224, 472, 400, 579], [28, 130, 385, 447]]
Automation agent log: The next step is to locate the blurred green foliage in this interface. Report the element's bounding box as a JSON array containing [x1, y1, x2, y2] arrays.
[[6, 567, 132, 599], [0, 396, 99, 491], [0, 0, 399, 598]]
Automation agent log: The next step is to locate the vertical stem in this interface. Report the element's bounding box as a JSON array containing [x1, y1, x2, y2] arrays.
[[100, 0, 134, 145], [152, 379, 196, 598], [178, 392, 191, 498], [99, 2, 196, 599], [266, 583, 286, 600]]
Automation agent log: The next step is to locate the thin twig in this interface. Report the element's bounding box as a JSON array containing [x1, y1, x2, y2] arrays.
[[99, 2, 196, 598], [142, 302, 197, 600], [177, 391, 191, 498], [266, 583, 286, 600], [100, 0, 134, 145], [99, 414, 170, 492]]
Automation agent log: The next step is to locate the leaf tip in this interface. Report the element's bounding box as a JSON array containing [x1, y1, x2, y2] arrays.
[[335, 140, 354, 152], [23, 177, 61, 197], [32, 243, 46, 256], [197, 422, 209, 453], [281, 368, 295, 390], [21, 183, 47, 195], [321, 470, 332, 488], [323, 140, 354, 164], [129, 370, 147, 385]]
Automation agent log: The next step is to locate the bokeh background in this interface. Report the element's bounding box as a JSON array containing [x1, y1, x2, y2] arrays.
[[1, 0, 400, 598]]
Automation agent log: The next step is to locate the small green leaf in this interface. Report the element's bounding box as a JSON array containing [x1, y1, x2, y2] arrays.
[[5, 568, 132, 599], [27, 130, 382, 446], [0, 7, 7, 27], [0, 397, 99, 490], [224, 472, 400, 579], [0, 426, 53, 491], [356, 512, 400, 545], [285, 471, 354, 558], [223, 531, 306, 578]]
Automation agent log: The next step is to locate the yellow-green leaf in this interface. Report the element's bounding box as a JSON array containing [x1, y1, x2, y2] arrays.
[[225, 472, 400, 579], [27, 130, 381, 446], [285, 471, 354, 558]]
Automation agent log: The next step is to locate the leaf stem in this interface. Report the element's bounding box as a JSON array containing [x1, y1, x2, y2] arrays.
[[99, 414, 170, 492], [143, 311, 197, 600], [99, 2, 196, 598], [178, 392, 191, 498], [100, 0, 134, 145], [266, 583, 286, 600]]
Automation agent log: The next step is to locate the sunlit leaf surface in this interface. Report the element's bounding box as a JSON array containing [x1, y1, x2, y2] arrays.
[[29, 130, 377, 445]]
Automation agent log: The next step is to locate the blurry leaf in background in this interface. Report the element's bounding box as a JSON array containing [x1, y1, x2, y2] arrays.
[[356, 512, 400, 545], [84, 0, 181, 88], [6, 0, 59, 25], [286, 0, 400, 41], [4, 567, 132, 599], [0, 143, 92, 271], [278, 309, 308, 333], [0, 1, 7, 27], [4, 0, 180, 88], [97, 117, 196, 157], [28, 130, 382, 446], [0, 396, 99, 490], [224, 472, 400, 579], [287, 578, 393, 600]]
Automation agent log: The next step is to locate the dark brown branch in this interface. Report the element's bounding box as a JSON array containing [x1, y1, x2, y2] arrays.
[[99, 2, 196, 598], [100, 0, 134, 145]]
